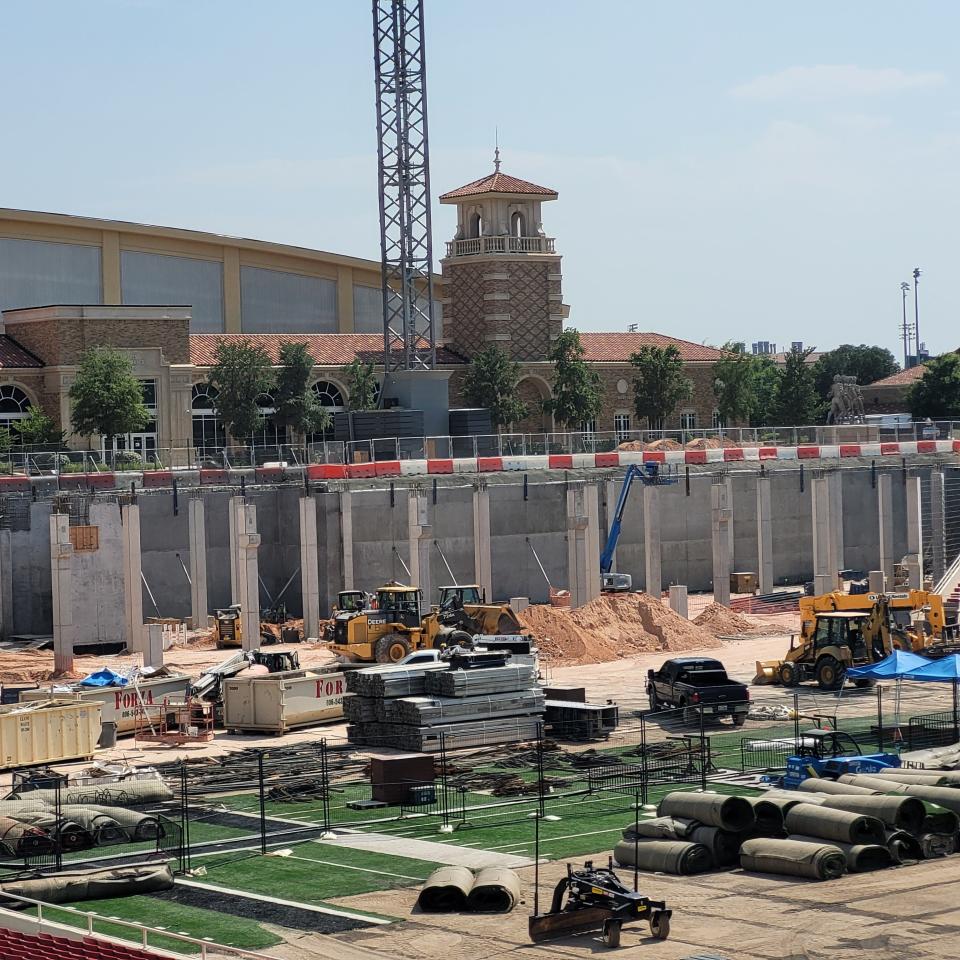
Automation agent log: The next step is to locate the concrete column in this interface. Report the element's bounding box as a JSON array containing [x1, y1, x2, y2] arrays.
[[228, 495, 243, 603], [145, 623, 163, 669], [566, 482, 601, 608], [408, 490, 432, 603], [642, 483, 661, 598], [724, 475, 735, 566], [188, 497, 208, 630], [121, 502, 144, 654], [299, 496, 321, 641], [235, 503, 261, 651], [604, 479, 619, 573], [877, 473, 894, 585], [756, 476, 774, 595], [828, 471, 845, 577], [340, 490, 354, 591], [710, 478, 731, 606], [472, 484, 493, 600], [50, 514, 74, 675], [906, 472, 924, 589], [811, 474, 834, 594], [0, 529, 12, 639], [930, 469, 947, 584], [669, 584, 688, 618]]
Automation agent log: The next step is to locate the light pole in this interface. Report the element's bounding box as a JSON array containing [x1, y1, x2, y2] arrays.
[[913, 267, 922, 364], [900, 281, 911, 367]]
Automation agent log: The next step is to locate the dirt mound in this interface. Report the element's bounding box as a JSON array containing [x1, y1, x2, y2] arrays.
[[685, 437, 742, 450], [616, 440, 646, 451], [520, 593, 717, 665], [646, 438, 683, 451], [692, 602, 757, 636]]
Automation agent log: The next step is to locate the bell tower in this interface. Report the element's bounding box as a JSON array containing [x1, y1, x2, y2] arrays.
[[439, 153, 565, 361]]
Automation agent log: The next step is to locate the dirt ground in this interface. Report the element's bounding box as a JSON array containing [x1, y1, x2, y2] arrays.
[[311, 852, 960, 960]]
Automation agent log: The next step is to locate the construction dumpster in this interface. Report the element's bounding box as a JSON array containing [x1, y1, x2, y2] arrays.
[[21, 675, 191, 736], [0, 700, 101, 770], [223, 669, 345, 733]]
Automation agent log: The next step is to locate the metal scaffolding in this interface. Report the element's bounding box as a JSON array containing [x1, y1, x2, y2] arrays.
[[373, 0, 437, 372]]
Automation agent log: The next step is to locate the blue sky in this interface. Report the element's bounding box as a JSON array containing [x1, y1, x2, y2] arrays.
[[2, 1, 957, 360]]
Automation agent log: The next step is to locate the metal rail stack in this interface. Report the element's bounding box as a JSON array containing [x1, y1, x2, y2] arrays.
[[345, 660, 544, 752]]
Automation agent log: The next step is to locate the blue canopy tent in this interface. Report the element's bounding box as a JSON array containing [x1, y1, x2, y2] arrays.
[[846, 650, 932, 680], [847, 651, 936, 749], [905, 654, 960, 682]]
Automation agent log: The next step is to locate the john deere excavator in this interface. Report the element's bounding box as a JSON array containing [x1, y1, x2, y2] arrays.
[[755, 590, 946, 690]]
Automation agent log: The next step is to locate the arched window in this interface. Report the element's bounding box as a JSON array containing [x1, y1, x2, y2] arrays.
[[0, 385, 32, 438], [252, 392, 288, 448], [510, 211, 526, 237], [468, 211, 483, 239], [192, 384, 225, 453], [308, 381, 345, 443]]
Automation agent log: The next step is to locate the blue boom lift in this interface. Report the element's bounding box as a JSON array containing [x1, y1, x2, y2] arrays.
[[600, 464, 677, 592]]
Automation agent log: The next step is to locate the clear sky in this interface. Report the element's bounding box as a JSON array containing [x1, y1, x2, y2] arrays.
[[2, 1, 956, 360]]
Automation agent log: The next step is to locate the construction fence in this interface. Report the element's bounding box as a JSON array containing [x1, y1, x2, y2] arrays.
[[0, 683, 957, 881]]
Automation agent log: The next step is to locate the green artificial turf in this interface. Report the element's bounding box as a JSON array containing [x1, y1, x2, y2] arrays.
[[29, 896, 282, 955], [197, 842, 438, 902]]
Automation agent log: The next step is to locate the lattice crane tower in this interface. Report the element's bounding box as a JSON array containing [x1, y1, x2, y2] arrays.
[[373, 0, 436, 372]]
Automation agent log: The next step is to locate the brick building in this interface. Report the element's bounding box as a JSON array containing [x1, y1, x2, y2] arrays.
[[0, 163, 729, 455]]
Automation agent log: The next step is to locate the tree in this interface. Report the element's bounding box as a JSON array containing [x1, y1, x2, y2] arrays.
[[906, 353, 960, 419], [773, 345, 819, 425], [273, 342, 331, 440], [712, 342, 758, 425], [812, 344, 899, 401], [208, 340, 275, 443], [629, 345, 693, 430], [541, 328, 603, 428], [342, 359, 379, 411], [460, 346, 528, 430], [750, 356, 782, 427], [16, 406, 66, 447], [69, 346, 151, 454]]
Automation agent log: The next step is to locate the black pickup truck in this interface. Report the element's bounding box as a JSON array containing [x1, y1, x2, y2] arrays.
[[646, 657, 750, 725]]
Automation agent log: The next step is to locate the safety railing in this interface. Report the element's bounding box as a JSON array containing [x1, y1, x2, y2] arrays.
[[0, 890, 282, 960], [445, 235, 556, 257]]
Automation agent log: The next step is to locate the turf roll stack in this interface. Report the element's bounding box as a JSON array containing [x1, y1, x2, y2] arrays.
[[789, 836, 892, 872], [465, 868, 521, 913], [417, 866, 475, 912], [783, 803, 885, 845], [739, 838, 846, 881], [658, 792, 755, 832], [614, 838, 713, 874]]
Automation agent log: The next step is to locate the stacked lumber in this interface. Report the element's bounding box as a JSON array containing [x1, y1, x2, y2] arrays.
[[424, 664, 535, 698]]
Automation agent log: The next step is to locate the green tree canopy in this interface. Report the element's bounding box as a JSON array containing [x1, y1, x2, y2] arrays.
[[460, 346, 528, 430], [813, 344, 899, 401], [906, 353, 960, 419], [773, 345, 819, 425], [750, 355, 782, 427], [712, 342, 757, 425], [273, 342, 331, 439], [629, 345, 693, 430], [208, 340, 275, 443], [16, 406, 66, 447], [69, 346, 151, 452], [541, 328, 603, 428], [342, 359, 380, 411]]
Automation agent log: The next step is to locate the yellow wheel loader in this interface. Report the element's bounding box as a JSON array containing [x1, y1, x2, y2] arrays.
[[435, 585, 523, 635], [328, 581, 475, 664], [755, 590, 945, 690]]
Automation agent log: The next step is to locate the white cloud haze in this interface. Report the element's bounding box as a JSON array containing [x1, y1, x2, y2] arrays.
[[731, 65, 945, 101]]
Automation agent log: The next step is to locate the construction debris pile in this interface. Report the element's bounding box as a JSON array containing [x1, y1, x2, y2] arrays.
[[615, 778, 960, 881], [521, 593, 717, 665], [345, 652, 544, 752]]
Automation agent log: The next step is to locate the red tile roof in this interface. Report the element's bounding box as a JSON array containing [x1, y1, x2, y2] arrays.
[[190, 334, 466, 366], [0, 334, 44, 367], [868, 364, 927, 387], [440, 170, 557, 200], [578, 332, 723, 362]]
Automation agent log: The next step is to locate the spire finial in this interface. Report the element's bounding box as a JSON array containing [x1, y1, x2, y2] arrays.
[[494, 128, 501, 172]]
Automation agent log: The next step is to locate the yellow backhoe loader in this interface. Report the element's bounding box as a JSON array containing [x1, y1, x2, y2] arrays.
[[755, 590, 945, 690]]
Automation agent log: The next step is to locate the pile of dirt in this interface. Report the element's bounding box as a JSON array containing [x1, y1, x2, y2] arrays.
[[520, 593, 718, 665], [684, 436, 742, 450], [691, 602, 758, 636], [646, 438, 683, 451], [616, 440, 646, 451]]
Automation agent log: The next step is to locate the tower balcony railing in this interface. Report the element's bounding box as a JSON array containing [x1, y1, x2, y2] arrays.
[[445, 235, 556, 257]]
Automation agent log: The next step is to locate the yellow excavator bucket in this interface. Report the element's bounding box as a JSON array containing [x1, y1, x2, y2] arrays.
[[753, 660, 782, 684]]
